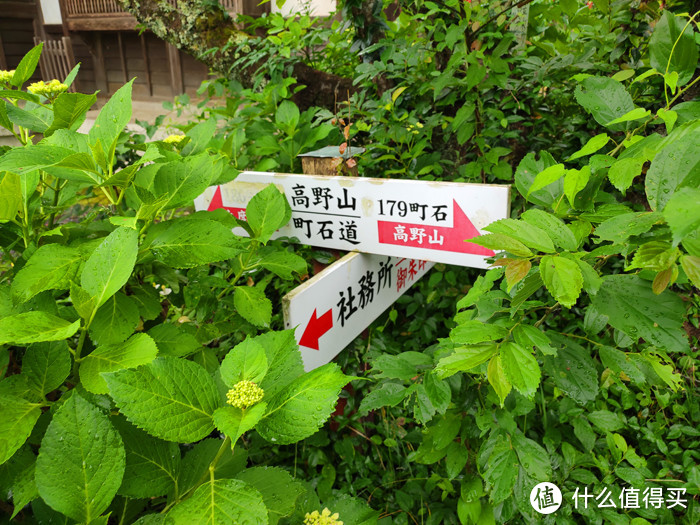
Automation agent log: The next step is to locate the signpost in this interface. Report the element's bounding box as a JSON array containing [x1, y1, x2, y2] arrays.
[[283, 252, 433, 370], [194, 171, 510, 269]]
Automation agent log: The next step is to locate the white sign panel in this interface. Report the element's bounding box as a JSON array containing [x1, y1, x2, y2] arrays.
[[283, 252, 433, 371], [194, 171, 510, 269]]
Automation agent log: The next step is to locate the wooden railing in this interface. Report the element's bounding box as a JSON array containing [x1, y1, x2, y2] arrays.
[[62, 0, 242, 18]]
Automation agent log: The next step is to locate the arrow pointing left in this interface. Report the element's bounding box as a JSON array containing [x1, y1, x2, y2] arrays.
[[299, 308, 333, 350]]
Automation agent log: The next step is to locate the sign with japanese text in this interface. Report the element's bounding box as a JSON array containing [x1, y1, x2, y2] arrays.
[[194, 172, 510, 269], [283, 252, 433, 370]]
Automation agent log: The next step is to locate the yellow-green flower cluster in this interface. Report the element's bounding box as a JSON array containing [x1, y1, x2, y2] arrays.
[[226, 380, 264, 409], [163, 134, 185, 145], [0, 70, 15, 85], [303, 508, 343, 525], [27, 79, 68, 98]]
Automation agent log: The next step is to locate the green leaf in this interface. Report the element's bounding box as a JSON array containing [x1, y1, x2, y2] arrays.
[[627, 241, 680, 271], [680, 255, 700, 288], [372, 352, 431, 380], [527, 163, 565, 196], [487, 355, 511, 407], [275, 100, 300, 132], [111, 416, 180, 499], [645, 128, 700, 211], [593, 275, 689, 352], [357, 383, 409, 414], [599, 345, 645, 384], [152, 154, 217, 211], [539, 255, 583, 308], [595, 211, 663, 243], [511, 433, 551, 481], [81, 333, 158, 395], [88, 293, 140, 346], [167, 479, 267, 525], [567, 133, 609, 161], [257, 363, 350, 445], [22, 341, 71, 397], [446, 442, 469, 480], [148, 323, 201, 358], [649, 10, 698, 86], [10, 456, 37, 519], [175, 439, 248, 499], [0, 144, 74, 176], [6, 103, 51, 133], [424, 371, 450, 415], [88, 80, 134, 160], [515, 152, 564, 208], [258, 249, 307, 280], [564, 166, 590, 207], [71, 282, 95, 321], [45, 92, 97, 136], [0, 395, 42, 465], [482, 437, 518, 503], [0, 312, 80, 345], [466, 233, 532, 257], [130, 285, 162, 321], [571, 418, 596, 451], [500, 342, 540, 399], [234, 286, 272, 328], [513, 325, 557, 356], [246, 185, 292, 243], [181, 118, 216, 156], [257, 330, 305, 397], [435, 344, 498, 379], [104, 357, 220, 443], [450, 322, 508, 345], [606, 107, 651, 126], [35, 393, 125, 522], [588, 410, 624, 432], [236, 467, 305, 525], [663, 187, 700, 246], [81, 227, 138, 309], [657, 108, 678, 134], [220, 337, 268, 386], [608, 157, 645, 193], [213, 403, 267, 444], [11, 244, 82, 304], [543, 336, 598, 405], [521, 209, 578, 252], [484, 219, 554, 253], [11, 43, 42, 87], [0, 172, 22, 221], [574, 76, 635, 132], [148, 218, 245, 268]]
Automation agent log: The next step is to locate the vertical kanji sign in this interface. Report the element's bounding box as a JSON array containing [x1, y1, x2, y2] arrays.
[[283, 252, 434, 370], [194, 171, 510, 269]]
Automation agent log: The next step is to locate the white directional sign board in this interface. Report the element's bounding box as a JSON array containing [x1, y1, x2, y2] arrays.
[[283, 252, 433, 371], [194, 171, 510, 269]]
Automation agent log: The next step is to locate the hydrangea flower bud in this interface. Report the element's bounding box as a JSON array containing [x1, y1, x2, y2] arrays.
[[163, 134, 186, 145], [27, 79, 68, 98], [0, 70, 15, 85], [303, 507, 343, 525], [226, 380, 264, 409]]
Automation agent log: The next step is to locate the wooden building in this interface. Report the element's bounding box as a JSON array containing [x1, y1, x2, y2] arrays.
[[0, 0, 270, 100]]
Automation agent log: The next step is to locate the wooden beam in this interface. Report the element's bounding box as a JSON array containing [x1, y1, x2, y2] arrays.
[[140, 34, 152, 97], [166, 43, 184, 96], [92, 32, 108, 95], [0, 32, 7, 70], [0, 2, 38, 19], [65, 15, 137, 32], [117, 31, 128, 83]]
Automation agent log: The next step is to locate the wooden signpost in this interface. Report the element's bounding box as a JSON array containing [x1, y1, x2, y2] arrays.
[[195, 171, 510, 370]]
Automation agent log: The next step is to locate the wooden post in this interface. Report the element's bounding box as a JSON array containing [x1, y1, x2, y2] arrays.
[[298, 145, 364, 177], [166, 43, 184, 96], [140, 34, 152, 97], [117, 31, 128, 83], [93, 32, 109, 94], [0, 32, 7, 70]]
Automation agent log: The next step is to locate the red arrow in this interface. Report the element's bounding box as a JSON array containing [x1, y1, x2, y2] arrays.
[[207, 186, 247, 219], [299, 308, 333, 350], [377, 200, 494, 256]]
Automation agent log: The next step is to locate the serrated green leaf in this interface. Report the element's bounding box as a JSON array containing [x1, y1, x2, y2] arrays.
[[152, 154, 217, 211], [521, 209, 577, 251], [10, 456, 37, 518], [515, 152, 565, 208], [357, 383, 408, 415], [574, 76, 634, 132], [435, 344, 498, 379], [111, 416, 180, 499], [71, 282, 95, 321], [258, 249, 307, 280], [446, 441, 469, 480], [512, 433, 551, 481], [167, 479, 267, 525], [608, 156, 645, 193], [0, 172, 22, 221], [587, 410, 624, 432], [571, 418, 596, 451], [88, 293, 140, 346], [487, 355, 511, 407], [663, 187, 700, 246], [81, 227, 138, 309], [627, 241, 680, 271], [593, 275, 689, 352], [256, 330, 304, 398], [234, 286, 272, 328], [466, 233, 532, 257], [564, 166, 590, 207], [22, 341, 71, 397], [606, 107, 650, 126], [595, 211, 663, 243], [220, 337, 268, 386], [0, 144, 74, 176], [11, 43, 42, 87], [147, 323, 201, 358], [104, 357, 220, 442], [527, 163, 565, 196], [649, 11, 698, 86], [175, 439, 248, 500], [500, 342, 540, 399], [543, 336, 598, 405], [567, 133, 609, 161], [257, 363, 350, 444], [482, 437, 518, 503], [656, 108, 677, 134], [680, 255, 700, 288], [81, 333, 158, 395], [45, 92, 96, 136], [11, 244, 82, 304], [213, 403, 267, 444], [0, 312, 80, 345], [88, 80, 133, 160], [0, 395, 42, 465], [36, 393, 125, 522], [149, 218, 245, 268], [484, 219, 554, 253], [246, 184, 292, 244], [539, 255, 583, 308], [236, 466, 304, 525], [450, 322, 508, 345], [513, 325, 557, 356]]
